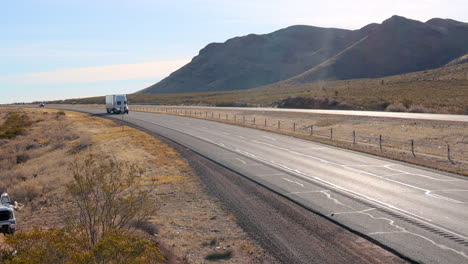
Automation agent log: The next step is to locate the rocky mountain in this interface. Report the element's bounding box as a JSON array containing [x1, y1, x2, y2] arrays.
[[284, 16, 468, 84], [139, 16, 468, 94]]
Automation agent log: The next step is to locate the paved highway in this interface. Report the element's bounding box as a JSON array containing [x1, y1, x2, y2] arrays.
[[62, 107, 468, 263]]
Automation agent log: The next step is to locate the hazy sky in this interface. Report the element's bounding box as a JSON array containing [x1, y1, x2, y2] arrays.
[[2, 0, 467, 103]]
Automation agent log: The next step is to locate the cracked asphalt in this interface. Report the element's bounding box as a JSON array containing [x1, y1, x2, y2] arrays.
[[55, 107, 468, 263]]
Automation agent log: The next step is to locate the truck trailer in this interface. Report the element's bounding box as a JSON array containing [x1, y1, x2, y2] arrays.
[[105, 94, 129, 114]]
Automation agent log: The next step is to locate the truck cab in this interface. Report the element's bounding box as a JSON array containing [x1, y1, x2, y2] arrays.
[[0, 194, 16, 235], [106, 94, 129, 114]]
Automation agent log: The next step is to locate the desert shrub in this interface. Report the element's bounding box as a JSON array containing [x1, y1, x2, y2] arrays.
[[56, 111, 66, 116], [408, 104, 433, 113], [10, 181, 42, 203], [14, 167, 29, 182], [0, 170, 16, 191], [273, 96, 358, 110], [66, 155, 159, 246], [401, 99, 413, 109], [130, 220, 158, 236], [1, 228, 89, 264], [215, 101, 248, 107], [385, 103, 408, 112], [15, 154, 29, 164], [0, 155, 164, 263], [201, 238, 218, 247], [2, 228, 164, 264], [205, 250, 233, 261], [368, 101, 390, 111], [92, 230, 164, 264], [0, 112, 33, 139]]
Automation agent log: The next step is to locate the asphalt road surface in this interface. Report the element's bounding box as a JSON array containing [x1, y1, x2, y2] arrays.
[[60, 107, 468, 263]]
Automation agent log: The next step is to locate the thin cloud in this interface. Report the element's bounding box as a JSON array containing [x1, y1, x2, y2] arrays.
[[1, 59, 190, 85]]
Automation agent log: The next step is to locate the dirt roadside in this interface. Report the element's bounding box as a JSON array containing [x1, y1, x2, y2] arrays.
[[131, 122, 409, 264], [0, 107, 271, 263]]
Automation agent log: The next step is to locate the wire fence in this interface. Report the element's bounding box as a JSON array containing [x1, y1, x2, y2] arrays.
[[128, 105, 467, 166]]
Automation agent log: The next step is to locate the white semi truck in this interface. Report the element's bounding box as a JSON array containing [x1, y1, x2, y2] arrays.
[[105, 94, 129, 114]]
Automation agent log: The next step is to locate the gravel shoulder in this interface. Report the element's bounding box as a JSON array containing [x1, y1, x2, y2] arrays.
[[0, 107, 271, 263], [131, 120, 409, 264]]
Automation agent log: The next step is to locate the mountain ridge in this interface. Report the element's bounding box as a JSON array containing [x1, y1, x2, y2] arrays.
[[139, 15, 468, 94]]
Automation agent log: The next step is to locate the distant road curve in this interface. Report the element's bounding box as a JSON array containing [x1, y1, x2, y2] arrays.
[[137, 105, 468, 122]]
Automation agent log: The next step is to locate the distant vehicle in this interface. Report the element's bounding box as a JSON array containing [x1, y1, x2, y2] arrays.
[[0, 193, 22, 235], [105, 94, 129, 114], [39, 102, 45, 107]]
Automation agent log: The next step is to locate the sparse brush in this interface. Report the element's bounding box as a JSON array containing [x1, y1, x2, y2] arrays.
[[408, 104, 433, 113], [131, 219, 159, 235], [3, 228, 165, 263], [0, 112, 33, 139], [10, 181, 42, 204], [202, 238, 218, 247], [205, 250, 233, 261], [385, 103, 408, 112], [16, 153, 30, 164], [66, 154, 159, 246]]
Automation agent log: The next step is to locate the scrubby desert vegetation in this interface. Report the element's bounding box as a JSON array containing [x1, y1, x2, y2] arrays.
[[0, 107, 267, 263], [0, 109, 164, 263], [53, 62, 468, 114]]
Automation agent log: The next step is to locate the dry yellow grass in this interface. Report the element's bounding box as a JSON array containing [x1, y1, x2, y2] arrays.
[[0, 107, 267, 263]]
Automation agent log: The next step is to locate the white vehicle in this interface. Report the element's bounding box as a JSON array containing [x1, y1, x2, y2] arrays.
[[0, 193, 20, 235], [105, 94, 129, 114]]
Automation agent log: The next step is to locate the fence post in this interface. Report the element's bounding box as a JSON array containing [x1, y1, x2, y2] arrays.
[[243, 116, 245, 123], [226, 114, 228, 120], [379, 135, 382, 151], [411, 139, 415, 157], [310, 125, 313, 136], [330, 128, 333, 140], [264, 119, 267, 127], [253, 117, 256, 125], [353, 130, 356, 144], [447, 144, 452, 162], [218, 113, 220, 119], [278, 120, 280, 129], [293, 123, 296, 132]]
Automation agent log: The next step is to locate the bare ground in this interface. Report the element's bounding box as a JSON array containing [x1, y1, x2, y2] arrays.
[[0, 107, 270, 263], [141, 127, 409, 264]]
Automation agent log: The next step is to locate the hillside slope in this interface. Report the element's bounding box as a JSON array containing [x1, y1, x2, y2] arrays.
[[139, 25, 372, 94], [140, 16, 468, 94], [285, 16, 468, 84]]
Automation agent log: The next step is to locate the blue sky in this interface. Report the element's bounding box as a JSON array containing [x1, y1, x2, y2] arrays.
[[2, 0, 467, 103]]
